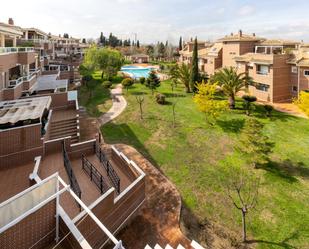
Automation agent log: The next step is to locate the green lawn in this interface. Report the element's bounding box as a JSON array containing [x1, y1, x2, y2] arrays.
[[78, 72, 123, 117], [101, 80, 309, 248]]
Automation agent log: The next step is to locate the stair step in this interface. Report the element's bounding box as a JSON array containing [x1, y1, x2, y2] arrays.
[[50, 125, 78, 133], [50, 128, 77, 135], [191, 241, 204, 249], [145, 245, 152, 249], [177, 245, 185, 249], [50, 131, 77, 139], [51, 118, 77, 125], [165, 245, 173, 249]]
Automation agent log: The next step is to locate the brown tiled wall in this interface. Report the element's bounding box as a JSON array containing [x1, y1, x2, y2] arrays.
[[0, 200, 56, 249]]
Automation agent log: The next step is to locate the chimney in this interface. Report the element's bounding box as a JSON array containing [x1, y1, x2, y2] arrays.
[[239, 29, 243, 37], [8, 18, 14, 25]]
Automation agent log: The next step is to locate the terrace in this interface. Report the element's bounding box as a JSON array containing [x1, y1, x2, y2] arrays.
[[0, 140, 145, 249]]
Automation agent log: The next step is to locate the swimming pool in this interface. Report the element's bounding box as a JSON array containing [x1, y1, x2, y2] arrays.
[[121, 66, 154, 79]]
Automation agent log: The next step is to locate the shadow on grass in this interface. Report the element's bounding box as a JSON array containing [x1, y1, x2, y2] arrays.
[[161, 92, 187, 98], [130, 91, 148, 96], [216, 118, 245, 133], [261, 159, 309, 182], [247, 230, 300, 249]]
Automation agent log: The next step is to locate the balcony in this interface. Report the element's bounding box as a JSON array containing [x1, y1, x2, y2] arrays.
[[0, 47, 34, 54]]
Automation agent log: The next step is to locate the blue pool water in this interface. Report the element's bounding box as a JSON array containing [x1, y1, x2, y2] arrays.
[[121, 66, 154, 79]]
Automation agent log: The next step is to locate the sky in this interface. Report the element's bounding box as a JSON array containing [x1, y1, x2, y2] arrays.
[[1, 0, 309, 44]]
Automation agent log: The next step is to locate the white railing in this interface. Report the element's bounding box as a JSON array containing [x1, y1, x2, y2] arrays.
[[0, 47, 35, 54], [19, 38, 53, 44], [8, 71, 37, 88]]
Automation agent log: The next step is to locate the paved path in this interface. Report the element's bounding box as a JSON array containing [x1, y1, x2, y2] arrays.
[[99, 84, 127, 125]]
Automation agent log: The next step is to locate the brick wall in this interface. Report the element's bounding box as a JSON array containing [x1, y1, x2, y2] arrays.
[[0, 200, 56, 249]]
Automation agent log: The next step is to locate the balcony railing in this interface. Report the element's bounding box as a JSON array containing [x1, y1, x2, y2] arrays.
[[0, 47, 35, 54], [19, 38, 54, 44], [256, 71, 268, 75], [8, 71, 38, 88]]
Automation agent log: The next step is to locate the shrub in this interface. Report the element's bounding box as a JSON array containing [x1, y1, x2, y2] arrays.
[[139, 77, 146, 84], [82, 74, 93, 83], [242, 95, 257, 116], [121, 78, 134, 93], [156, 93, 166, 105], [264, 104, 274, 117], [102, 81, 112, 89]]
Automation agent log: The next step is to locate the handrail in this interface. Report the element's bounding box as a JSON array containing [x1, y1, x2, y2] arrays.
[[0, 47, 35, 54], [95, 143, 121, 193], [8, 72, 37, 88], [62, 142, 82, 206], [81, 155, 108, 194]]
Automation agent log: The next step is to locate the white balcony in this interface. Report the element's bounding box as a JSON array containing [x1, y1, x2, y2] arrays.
[[0, 47, 35, 54]]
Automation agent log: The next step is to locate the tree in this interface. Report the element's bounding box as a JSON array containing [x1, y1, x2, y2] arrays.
[[136, 96, 145, 119], [193, 81, 227, 125], [238, 118, 273, 168], [121, 78, 134, 93], [191, 37, 199, 92], [146, 70, 160, 95], [264, 104, 274, 117], [136, 40, 140, 48], [294, 91, 309, 116], [63, 33, 69, 38], [99, 32, 104, 45], [146, 45, 154, 57], [168, 64, 180, 91], [96, 47, 124, 79], [82, 38, 86, 44], [242, 95, 257, 116], [179, 36, 183, 51], [225, 170, 259, 243], [213, 67, 253, 109], [178, 63, 191, 93]]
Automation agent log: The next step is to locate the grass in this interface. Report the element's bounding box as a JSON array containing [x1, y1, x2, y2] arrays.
[[101, 80, 309, 248], [78, 71, 124, 117]]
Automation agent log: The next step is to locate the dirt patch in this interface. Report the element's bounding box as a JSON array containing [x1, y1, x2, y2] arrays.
[[110, 144, 191, 249], [79, 108, 100, 141]]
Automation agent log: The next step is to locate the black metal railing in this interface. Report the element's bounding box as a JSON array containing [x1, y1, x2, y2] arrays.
[[62, 142, 82, 202], [95, 143, 121, 193], [82, 155, 108, 194]]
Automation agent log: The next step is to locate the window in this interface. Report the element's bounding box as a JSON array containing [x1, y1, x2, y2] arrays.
[[257, 65, 269, 75], [292, 86, 298, 92], [304, 70, 309, 77], [291, 66, 298, 74], [256, 83, 270, 92]]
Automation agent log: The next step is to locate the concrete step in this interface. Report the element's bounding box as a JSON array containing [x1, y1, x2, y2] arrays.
[[50, 130, 77, 139], [51, 119, 77, 126], [50, 125, 78, 133]]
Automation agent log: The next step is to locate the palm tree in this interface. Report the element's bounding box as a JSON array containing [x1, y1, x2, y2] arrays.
[[213, 67, 253, 109], [178, 63, 191, 93]]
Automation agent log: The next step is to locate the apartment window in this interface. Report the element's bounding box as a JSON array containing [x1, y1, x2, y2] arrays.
[[304, 70, 309, 77], [257, 65, 269, 75], [292, 86, 298, 92], [256, 83, 270, 92], [291, 66, 298, 74]]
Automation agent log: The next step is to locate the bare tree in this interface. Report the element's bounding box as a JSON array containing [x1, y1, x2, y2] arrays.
[[225, 172, 259, 243], [136, 96, 145, 119], [171, 93, 179, 128]]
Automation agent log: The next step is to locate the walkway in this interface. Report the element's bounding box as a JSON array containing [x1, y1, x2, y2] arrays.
[[99, 84, 127, 125]]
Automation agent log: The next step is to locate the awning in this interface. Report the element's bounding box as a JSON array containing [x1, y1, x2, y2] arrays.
[[0, 96, 51, 125]]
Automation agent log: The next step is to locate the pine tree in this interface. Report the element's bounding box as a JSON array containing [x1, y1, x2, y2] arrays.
[[137, 40, 140, 48], [146, 70, 161, 95], [179, 36, 183, 51], [99, 32, 104, 44], [191, 37, 199, 92]]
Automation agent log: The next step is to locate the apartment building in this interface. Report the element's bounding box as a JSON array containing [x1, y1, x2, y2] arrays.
[[179, 30, 307, 103], [0, 19, 148, 249]]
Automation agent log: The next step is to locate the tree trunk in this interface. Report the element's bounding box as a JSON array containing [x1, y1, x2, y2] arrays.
[[228, 95, 235, 109], [139, 103, 143, 119], [242, 209, 247, 243]]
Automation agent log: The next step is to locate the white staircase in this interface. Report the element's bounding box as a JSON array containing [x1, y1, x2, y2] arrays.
[[145, 240, 204, 249]]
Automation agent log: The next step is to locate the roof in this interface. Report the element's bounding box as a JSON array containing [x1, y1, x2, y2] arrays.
[[218, 31, 264, 42], [22, 27, 48, 37], [130, 54, 149, 58], [0, 22, 23, 36], [0, 97, 51, 125], [34, 75, 68, 92], [234, 53, 273, 65], [258, 39, 300, 46]]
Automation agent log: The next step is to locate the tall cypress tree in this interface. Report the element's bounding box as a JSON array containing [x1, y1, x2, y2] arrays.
[[179, 36, 183, 51], [137, 40, 140, 48], [191, 37, 199, 93]]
